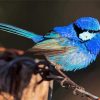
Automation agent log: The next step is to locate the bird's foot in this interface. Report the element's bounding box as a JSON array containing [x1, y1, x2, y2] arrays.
[[60, 77, 78, 88], [60, 78, 67, 87], [52, 62, 85, 93], [73, 86, 85, 95]]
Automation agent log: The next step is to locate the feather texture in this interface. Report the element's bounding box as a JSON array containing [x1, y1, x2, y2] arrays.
[[0, 17, 100, 71], [31, 37, 96, 71], [29, 38, 75, 55], [0, 23, 43, 43]]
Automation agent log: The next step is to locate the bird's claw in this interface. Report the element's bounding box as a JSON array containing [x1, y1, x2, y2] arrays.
[[60, 78, 72, 88], [60, 78, 67, 87], [73, 86, 85, 96], [73, 88, 79, 95]]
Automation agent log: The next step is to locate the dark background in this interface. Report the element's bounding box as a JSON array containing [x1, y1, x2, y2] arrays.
[[0, 0, 100, 100]]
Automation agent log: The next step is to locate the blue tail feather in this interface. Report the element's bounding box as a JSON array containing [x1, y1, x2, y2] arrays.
[[0, 23, 43, 43]]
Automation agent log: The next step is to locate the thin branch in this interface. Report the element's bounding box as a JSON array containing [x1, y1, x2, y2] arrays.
[[48, 69, 100, 100], [75, 88, 100, 100]]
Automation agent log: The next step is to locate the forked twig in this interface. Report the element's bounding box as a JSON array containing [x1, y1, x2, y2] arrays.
[[49, 67, 100, 100]]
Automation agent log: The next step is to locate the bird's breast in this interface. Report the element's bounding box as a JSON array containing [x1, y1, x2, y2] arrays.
[[46, 47, 96, 71]]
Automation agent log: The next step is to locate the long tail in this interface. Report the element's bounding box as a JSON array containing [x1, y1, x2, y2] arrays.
[[0, 23, 43, 43]]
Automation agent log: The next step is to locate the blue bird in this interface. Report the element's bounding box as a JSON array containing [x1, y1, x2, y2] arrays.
[[0, 17, 100, 71]]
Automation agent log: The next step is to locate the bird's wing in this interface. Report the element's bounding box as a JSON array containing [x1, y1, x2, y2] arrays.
[[28, 38, 76, 55]]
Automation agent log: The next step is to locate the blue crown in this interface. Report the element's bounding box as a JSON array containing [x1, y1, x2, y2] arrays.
[[74, 17, 100, 31]]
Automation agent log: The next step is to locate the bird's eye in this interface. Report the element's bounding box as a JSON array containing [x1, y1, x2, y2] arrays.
[[73, 23, 84, 36], [79, 31, 96, 41]]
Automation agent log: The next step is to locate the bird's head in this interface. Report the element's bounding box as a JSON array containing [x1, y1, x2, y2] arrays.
[[53, 17, 100, 56], [74, 17, 100, 31], [73, 17, 100, 55]]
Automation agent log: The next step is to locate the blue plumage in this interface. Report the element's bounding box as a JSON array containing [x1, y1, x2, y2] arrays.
[[53, 24, 80, 41], [75, 17, 100, 31], [0, 23, 43, 43], [0, 17, 100, 71], [47, 38, 97, 71]]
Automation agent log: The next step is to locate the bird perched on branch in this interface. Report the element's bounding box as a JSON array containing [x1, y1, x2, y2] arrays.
[[0, 17, 100, 71]]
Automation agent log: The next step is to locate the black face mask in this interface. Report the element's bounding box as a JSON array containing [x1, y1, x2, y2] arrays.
[[73, 23, 100, 38]]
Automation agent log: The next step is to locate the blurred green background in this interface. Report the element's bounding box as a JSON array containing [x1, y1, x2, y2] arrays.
[[0, 0, 100, 100]]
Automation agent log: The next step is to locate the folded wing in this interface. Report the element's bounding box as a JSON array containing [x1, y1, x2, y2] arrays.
[[29, 38, 76, 55]]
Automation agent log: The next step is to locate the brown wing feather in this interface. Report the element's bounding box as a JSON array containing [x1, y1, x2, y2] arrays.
[[28, 38, 76, 56], [28, 47, 74, 56]]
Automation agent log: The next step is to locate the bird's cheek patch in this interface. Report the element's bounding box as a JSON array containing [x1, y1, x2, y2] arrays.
[[79, 31, 96, 41]]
